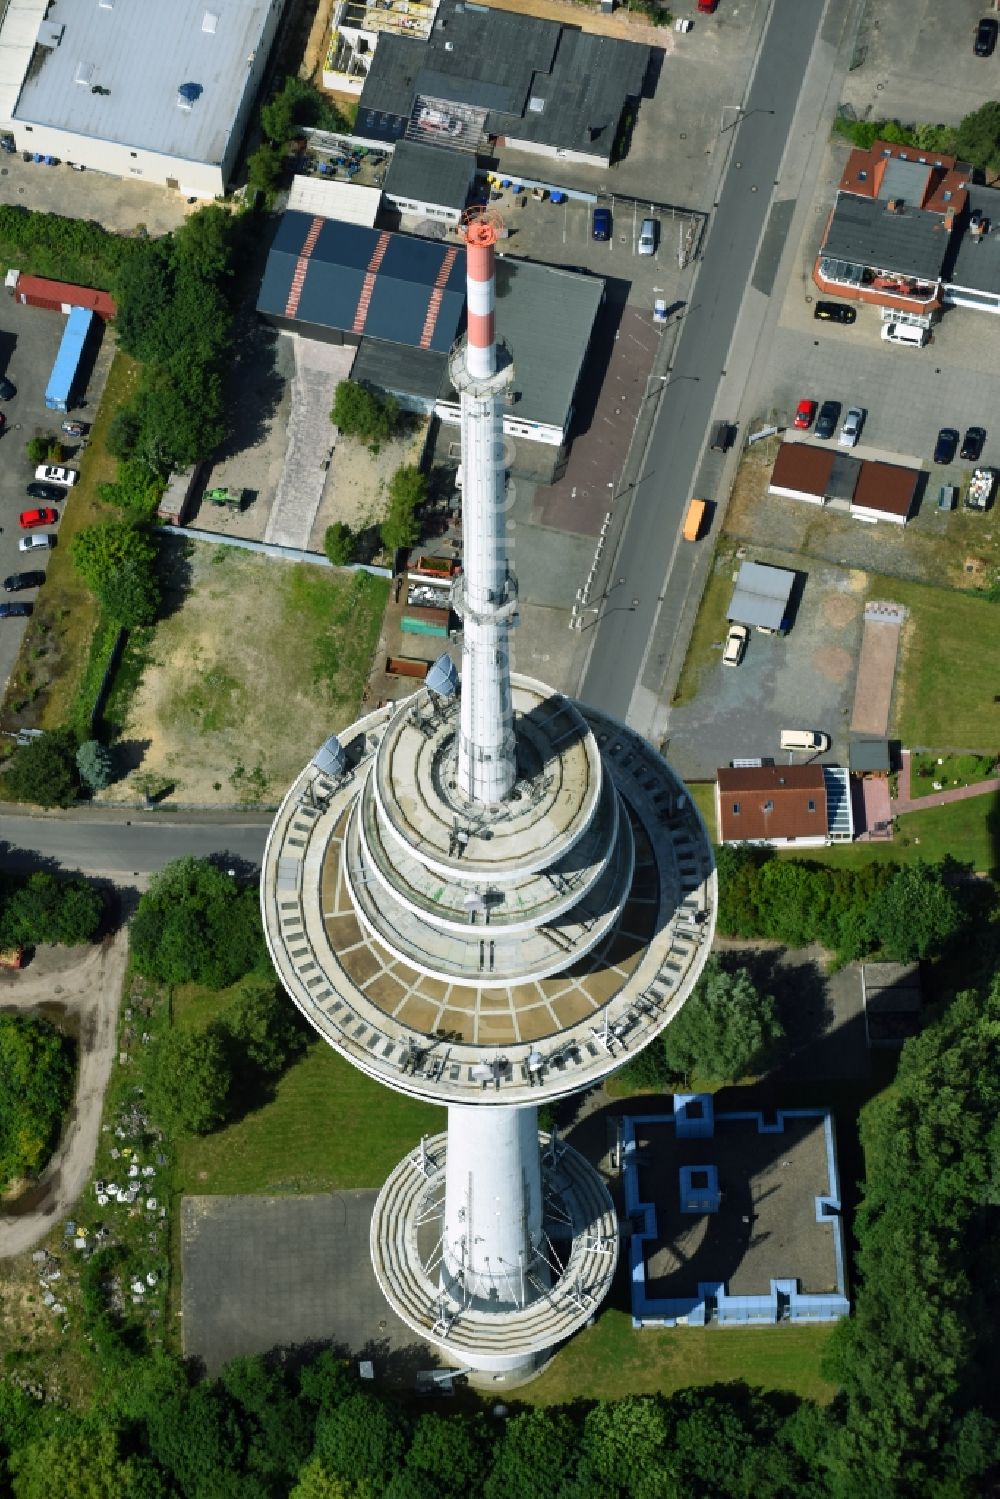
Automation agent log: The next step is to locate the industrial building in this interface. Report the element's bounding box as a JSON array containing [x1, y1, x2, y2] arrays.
[[1, 0, 285, 198], [261, 208, 716, 1380], [353, 0, 650, 168], [257, 209, 604, 454]]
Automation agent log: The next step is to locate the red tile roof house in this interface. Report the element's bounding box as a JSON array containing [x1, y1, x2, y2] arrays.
[[812, 139, 970, 316], [716, 765, 853, 846]]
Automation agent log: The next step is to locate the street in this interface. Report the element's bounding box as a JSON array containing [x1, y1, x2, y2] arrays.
[[0, 811, 270, 877], [580, 0, 828, 727]]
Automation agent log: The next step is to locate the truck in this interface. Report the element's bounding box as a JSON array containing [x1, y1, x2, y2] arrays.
[[965, 468, 996, 511], [44, 305, 94, 411], [683, 497, 707, 541]]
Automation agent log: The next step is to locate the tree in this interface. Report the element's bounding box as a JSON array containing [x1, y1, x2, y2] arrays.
[[381, 465, 425, 551], [246, 142, 284, 200], [3, 729, 79, 809], [8, 1422, 155, 1499], [0, 1014, 73, 1187], [332, 381, 399, 444], [76, 739, 114, 791], [483, 1409, 580, 1499], [664, 958, 783, 1083], [1, 871, 102, 946], [312, 1393, 409, 1490], [868, 861, 964, 961], [129, 858, 268, 988], [291, 1463, 375, 1499], [96, 458, 165, 517], [404, 1412, 489, 1497], [142, 1380, 247, 1499], [223, 978, 305, 1077], [324, 522, 355, 567], [220, 1356, 312, 1484], [99, 556, 161, 628], [955, 100, 1000, 171], [106, 406, 145, 463], [72, 521, 157, 597], [147, 1027, 231, 1136], [580, 1396, 670, 1499]]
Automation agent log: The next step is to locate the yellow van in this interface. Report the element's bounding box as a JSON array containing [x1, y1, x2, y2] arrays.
[[683, 497, 706, 541]]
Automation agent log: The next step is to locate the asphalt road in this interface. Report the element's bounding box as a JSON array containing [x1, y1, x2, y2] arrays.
[[580, 0, 827, 724], [0, 813, 271, 877]]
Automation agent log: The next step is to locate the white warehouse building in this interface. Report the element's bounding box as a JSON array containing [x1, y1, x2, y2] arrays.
[[2, 0, 285, 199]]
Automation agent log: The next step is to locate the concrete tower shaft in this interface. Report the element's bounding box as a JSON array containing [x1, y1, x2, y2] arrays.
[[450, 211, 518, 805], [441, 1104, 544, 1304]]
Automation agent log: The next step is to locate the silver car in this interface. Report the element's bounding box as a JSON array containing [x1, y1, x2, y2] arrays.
[[839, 406, 864, 447]]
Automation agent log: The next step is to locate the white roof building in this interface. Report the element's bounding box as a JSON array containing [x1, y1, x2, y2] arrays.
[[4, 0, 284, 198]]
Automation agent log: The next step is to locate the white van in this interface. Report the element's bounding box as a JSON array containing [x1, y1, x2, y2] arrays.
[[780, 729, 830, 753], [638, 217, 657, 256], [880, 321, 929, 348]]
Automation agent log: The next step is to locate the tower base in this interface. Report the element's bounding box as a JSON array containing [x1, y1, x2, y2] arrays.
[[370, 1126, 618, 1379]]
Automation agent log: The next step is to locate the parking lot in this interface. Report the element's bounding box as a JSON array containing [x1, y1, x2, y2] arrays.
[[0, 296, 114, 692], [666, 547, 865, 780]]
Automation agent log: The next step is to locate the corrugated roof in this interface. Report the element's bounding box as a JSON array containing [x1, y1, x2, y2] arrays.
[[717, 765, 828, 844], [852, 461, 918, 519], [357, 0, 648, 158], [823, 193, 950, 281], [11, 0, 273, 165], [383, 140, 476, 210], [728, 560, 795, 630], [15, 273, 116, 316], [257, 211, 466, 353]]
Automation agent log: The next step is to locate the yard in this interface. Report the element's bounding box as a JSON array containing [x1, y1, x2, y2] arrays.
[[104, 549, 389, 806]]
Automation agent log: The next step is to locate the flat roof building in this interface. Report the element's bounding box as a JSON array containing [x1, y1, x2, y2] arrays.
[[355, 0, 649, 167], [383, 140, 476, 225], [728, 559, 795, 632], [6, 0, 285, 198]]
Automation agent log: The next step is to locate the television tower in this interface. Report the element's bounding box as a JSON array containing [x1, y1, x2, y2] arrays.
[[261, 210, 716, 1380]]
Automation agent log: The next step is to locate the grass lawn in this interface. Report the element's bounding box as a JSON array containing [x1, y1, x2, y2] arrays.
[[908, 750, 997, 790], [670, 547, 738, 706], [173, 1032, 440, 1195], [521, 1306, 836, 1406], [882, 575, 1000, 749], [1, 352, 141, 735]]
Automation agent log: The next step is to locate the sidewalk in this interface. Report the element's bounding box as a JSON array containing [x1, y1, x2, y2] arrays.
[[890, 750, 1000, 816]]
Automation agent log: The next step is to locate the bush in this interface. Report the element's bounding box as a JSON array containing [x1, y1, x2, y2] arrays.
[[147, 1026, 232, 1135], [3, 729, 79, 808], [332, 381, 400, 444], [663, 958, 784, 1084], [25, 436, 49, 465], [380, 465, 425, 551], [0, 871, 103, 947], [76, 739, 114, 791], [129, 857, 269, 988], [0, 1013, 73, 1188], [323, 522, 355, 567]]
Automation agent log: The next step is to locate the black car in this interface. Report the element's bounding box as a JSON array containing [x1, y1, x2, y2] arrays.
[[0, 135, 14, 156], [0, 601, 32, 619], [26, 481, 62, 502], [975, 17, 998, 55], [814, 301, 857, 325], [0, 377, 15, 401], [960, 425, 987, 461], [934, 427, 959, 465], [3, 570, 45, 592], [815, 400, 841, 440]]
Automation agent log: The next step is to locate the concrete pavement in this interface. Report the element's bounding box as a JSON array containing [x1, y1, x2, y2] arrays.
[[0, 808, 270, 878]]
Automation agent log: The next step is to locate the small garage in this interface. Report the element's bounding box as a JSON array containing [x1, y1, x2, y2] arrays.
[[728, 559, 796, 634]]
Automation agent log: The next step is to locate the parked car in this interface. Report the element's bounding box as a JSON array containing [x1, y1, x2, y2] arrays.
[[839, 406, 865, 448], [723, 623, 749, 666], [960, 426, 987, 461], [793, 398, 817, 430], [20, 507, 57, 529], [815, 400, 841, 439], [975, 16, 998, 55], [780, 728, 830, 753], [653, 295, 667, 325], [34, 464, 78, 486], [60, 420, 87, 438], [0, 135, 15, 156], [638, 217, 657, 256], [814, 301, 856, 324], [592, 206, 612, 241], [697, 0, 719, 11], [881, 321, 928, 347], [19, 534, 53, 553], [26, 482, 62, 502], [0, 378, 14, 400], [934, 428, 959, 464], [0, 601, 32, 619], [3, 571, 45, 592]]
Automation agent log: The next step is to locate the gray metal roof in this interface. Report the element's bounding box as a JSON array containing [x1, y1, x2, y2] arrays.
[[877, 156, 932, 204], [848, 739, 891, 773], [456, 257, 603, 432], [824, 193, 950, 281], [351, 338, 448, 403], [12, 0, 274, 164], [728, 560, 794, 631], [945, 185, 1000, 297], [384, 140, 476, 210], [357, 0, 648, 157], [257, 212, 466, 353]]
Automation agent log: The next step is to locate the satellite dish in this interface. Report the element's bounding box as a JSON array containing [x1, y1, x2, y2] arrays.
[[312, 734, 348, 777], [426, 653, 459, 698], [470, 1063, 492, 1081]]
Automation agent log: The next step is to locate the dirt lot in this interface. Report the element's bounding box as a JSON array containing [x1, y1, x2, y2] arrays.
[[102, 545, 389, 807]]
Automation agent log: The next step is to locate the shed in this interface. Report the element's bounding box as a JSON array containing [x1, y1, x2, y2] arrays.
[[851, 461, 919, 525], [728, 560, 795, 633], [12, 273, 116, 319], [861, 962, 922, 1046], [848, 739, 891, 775], [768, 442, 832, 504]]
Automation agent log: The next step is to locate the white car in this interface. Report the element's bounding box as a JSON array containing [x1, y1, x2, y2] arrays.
[[722, 623, 749, 666], [34, 464, 78, 486], [19, 533, 54, 553], [653, 296, 667, 325], [839, 407, 864, 447]]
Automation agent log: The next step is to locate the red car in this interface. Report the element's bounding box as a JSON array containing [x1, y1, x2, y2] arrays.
[[793, 398, 817, 431], [697, 0, 719, 10], [19, 507, 57, 529]]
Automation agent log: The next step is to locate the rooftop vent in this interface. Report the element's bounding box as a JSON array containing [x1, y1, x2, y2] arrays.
[[177, 82, 203, 111], [38, 20, 65, 47], [444, 40, 454, 50], [528, 96, 545, 113], [857, 168, 867, 180], [203, 10, 219, 32], [98, 0, 114, 10], [75, 61, 96, 87]]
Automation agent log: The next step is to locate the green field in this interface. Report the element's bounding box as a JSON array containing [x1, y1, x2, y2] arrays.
[[881, 575, 1000, 749], [521, 1307, 835, 1406]]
